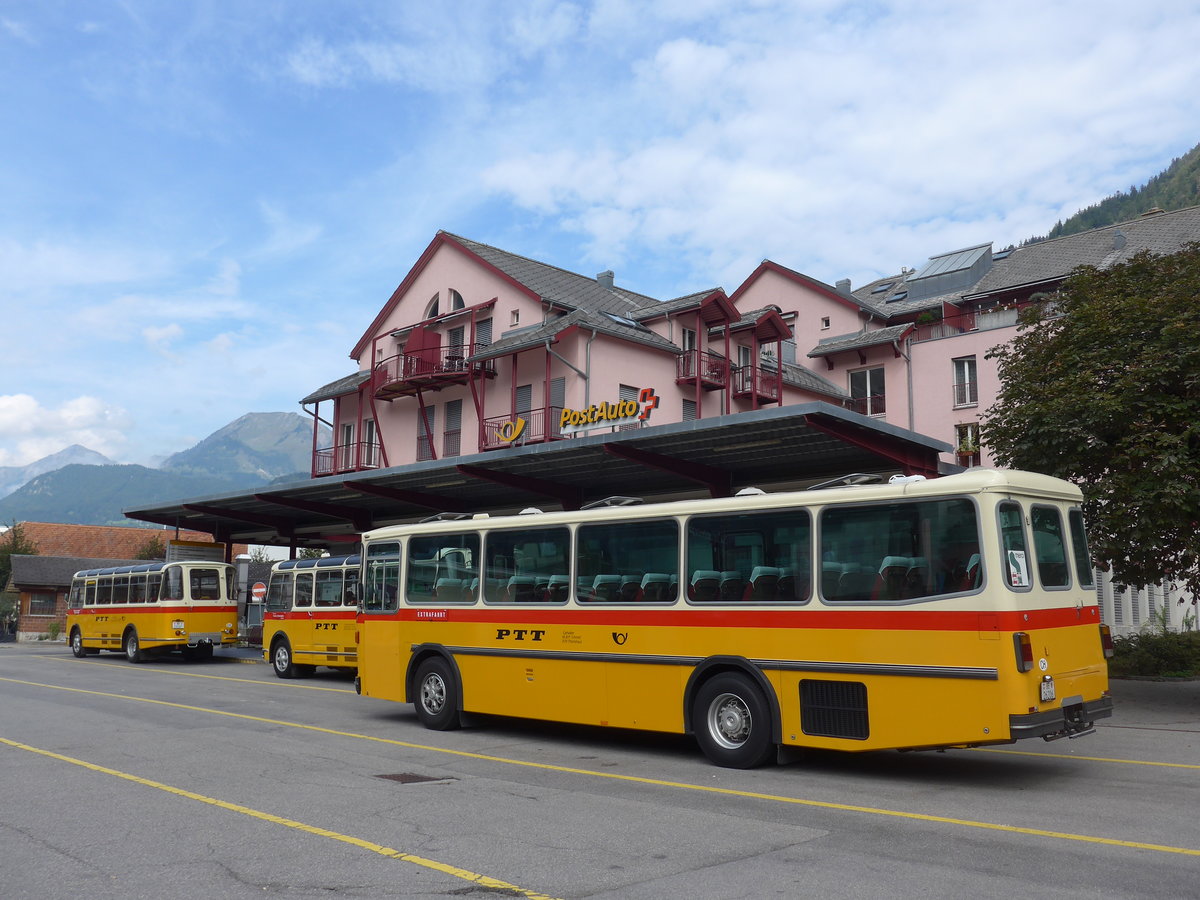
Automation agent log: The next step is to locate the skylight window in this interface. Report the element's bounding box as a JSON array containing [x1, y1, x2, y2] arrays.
[[992, 249, 1014, 260], [886, 291, 908, 303], [870, 282, 895, 294], [604, 312, 645, 330]]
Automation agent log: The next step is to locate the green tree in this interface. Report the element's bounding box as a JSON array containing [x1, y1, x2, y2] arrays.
[[1, 523, 39, 629], [134, 533, 165, 560], [983, 246, 1200, 596]]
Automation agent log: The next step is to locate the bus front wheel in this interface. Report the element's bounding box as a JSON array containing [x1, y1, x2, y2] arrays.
[[692, 672, 775, 769], [123, 629, 145, 664], [70, 628, 86, 658], [272, 638, 297, 678], [413, 657, 460, 731]]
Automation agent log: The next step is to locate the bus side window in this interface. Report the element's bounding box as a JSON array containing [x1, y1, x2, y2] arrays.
[[146, 574, 162, 604], [364, 543, 400, 613], [266, 573, 293, 612], [162, 566, 184, 602], [577, 519, 678, 603], [998, 501, 1030, 590], [294, 573, 314, 608], [406, 534, 480, 604], [1068, 508, 1095, 589], [315, 570, 342, 607]]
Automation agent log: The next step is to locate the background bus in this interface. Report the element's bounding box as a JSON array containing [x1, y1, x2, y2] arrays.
[[355, 469, 1112, 767], [67, 561, 238, 662], [262, 554, 360, 678]]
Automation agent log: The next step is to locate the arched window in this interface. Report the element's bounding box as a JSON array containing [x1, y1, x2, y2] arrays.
[[425, 293, 440, 319], [449, 288, 465, 310]]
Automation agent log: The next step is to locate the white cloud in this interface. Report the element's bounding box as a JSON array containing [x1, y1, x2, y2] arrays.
[[0, 395, 131, 466]]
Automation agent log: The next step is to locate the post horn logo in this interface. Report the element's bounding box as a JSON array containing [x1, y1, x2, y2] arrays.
[[498, 417, 527, 443], [611, 632, 628, 645]]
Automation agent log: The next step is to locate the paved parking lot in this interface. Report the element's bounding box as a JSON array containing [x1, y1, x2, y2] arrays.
[[2, 642, 1198, 899]]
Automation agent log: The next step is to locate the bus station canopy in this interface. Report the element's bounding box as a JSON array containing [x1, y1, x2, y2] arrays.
[[124, 402, 952, 551]]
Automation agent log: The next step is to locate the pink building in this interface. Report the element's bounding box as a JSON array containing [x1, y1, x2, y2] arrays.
[[306, 206, 1200, 482]]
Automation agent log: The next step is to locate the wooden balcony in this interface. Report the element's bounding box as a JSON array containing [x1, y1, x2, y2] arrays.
[[312, 441, 381, 477], [676, 350, 729, 391], [481, 407, 566, 451], [374, 345, 495, 400], [732, 364, 780, 403]]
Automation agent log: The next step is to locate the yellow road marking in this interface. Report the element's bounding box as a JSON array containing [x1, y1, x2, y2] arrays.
[[972, 745, 1200, 769], [35, 654, 354, 693], [3, 676, 1198, 858], [0, 736, 559, 900]]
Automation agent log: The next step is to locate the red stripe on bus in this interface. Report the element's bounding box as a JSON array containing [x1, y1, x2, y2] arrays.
[[364, 605, 1099, 631]]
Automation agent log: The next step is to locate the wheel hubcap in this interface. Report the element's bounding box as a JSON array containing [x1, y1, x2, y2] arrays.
[[421, 674, 446, 715], [709, 692, 751, 749]]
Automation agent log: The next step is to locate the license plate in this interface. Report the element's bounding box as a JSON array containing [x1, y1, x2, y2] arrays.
[[1040, 677, 1056, 702]]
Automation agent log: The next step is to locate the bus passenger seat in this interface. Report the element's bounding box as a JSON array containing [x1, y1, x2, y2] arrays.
[[689, 570, 720, 602], [743, 566, 781, 601]]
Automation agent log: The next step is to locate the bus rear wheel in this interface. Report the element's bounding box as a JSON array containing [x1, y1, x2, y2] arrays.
[[123, 629, 145, 664], [413, 657, 460, 731], [70, 628, 86, 658], [692, 672, 775, 769]]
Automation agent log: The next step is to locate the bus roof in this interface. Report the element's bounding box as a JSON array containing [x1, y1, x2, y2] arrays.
[[361, 468, 1083, 542]]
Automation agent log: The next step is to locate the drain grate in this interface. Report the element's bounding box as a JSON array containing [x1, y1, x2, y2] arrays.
[[375, 773, 456, 784]]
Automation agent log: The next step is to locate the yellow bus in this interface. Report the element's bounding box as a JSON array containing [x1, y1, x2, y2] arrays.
[[262, 554, 360, 678], [355, 469, 1113, 767], [67, 561, 239, 662]]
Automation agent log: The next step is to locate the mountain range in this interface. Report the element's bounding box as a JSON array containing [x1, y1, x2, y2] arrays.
[[0, 412, 325, 527]]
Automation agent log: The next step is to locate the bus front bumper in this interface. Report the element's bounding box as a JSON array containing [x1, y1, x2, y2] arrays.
[[1009, 695, 1114, 742]]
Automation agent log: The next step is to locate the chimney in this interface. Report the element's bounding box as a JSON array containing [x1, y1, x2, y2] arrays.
[[596, 270, 614, 290], [835, 278, 851, 292]]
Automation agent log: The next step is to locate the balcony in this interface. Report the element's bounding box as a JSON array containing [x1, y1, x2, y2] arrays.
[[732, 364, 780, 403], [676, 350, 729, 391], [481, 406, 566, 451], [848, 394, 886, 417], [374, 345, 496, 400], [312, 440, 381, 477]]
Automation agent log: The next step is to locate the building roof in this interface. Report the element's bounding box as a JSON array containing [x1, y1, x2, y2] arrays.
[[9, 555, 145, 589], [14, 522, 221, 559], [444, 232, 660, 317], [850, 205, 1200, 318], [965, 205, 1200, 298], [470, 307, 682, 361], [808, 323, 914, 359], [301, 371, 371, 405]]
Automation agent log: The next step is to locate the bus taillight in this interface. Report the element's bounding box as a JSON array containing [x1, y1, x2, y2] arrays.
[[1099, 623, 1114, 659], [1013, 632, 1034, 672]]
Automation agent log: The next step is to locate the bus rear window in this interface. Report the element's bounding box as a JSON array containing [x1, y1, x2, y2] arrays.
[[819, 498, 979, 602], [190, 568, 223, 601], [1031, 506, 1070, 588]]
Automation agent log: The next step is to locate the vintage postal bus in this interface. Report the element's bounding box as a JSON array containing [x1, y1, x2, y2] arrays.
[[67, 561, 238, 662], [355, 469, 1112, 767], [262, 554, 360, 677]]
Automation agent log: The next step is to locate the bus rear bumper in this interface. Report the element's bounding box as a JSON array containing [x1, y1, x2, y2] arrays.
[[1009, 695, 1114, 742]]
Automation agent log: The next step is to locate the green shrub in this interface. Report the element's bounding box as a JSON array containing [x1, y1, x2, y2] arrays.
[[1109, 630, 1200, 678]]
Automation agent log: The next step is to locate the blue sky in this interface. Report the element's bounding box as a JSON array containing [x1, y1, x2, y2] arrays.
[[3, 0, 1199, 468]]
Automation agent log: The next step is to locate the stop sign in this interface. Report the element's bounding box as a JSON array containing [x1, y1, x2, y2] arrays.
[[251, 582, 267, 601]]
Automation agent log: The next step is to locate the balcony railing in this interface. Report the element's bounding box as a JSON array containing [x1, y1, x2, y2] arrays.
[[374, 344, 495, 398], [676, 350, 729, 390], [732, 364, 780, 401], [953, 380, 979, 407], [312, 440, 381, 477], [481, 406, 566, 451], [848, 394, 886, 417]]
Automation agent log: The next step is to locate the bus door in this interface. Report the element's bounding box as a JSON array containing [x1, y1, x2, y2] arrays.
[[291, 571, 316, 656]]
